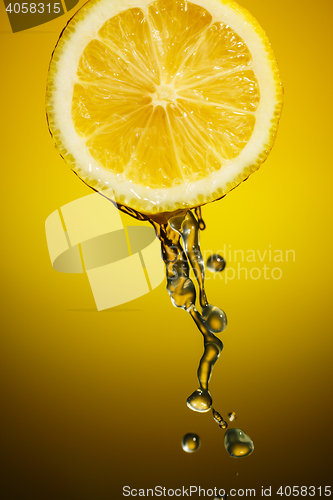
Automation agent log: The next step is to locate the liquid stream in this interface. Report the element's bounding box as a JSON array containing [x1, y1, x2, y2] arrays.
[[151, 209, 227, 413], [228, 411, 237, 422], [116, 201, 227, 413]]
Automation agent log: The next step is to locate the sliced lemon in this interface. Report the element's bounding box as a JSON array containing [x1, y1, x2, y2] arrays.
[[47, 0, 282, 217]]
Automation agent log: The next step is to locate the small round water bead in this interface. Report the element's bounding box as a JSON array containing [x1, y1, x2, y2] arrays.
[[202, 304, 227, 334], [207, 254, 226, 272], [212, 408, 228, 429]]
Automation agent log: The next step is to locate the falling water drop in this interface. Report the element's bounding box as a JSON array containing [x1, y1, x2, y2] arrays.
[[202, 304, 227, 334], [228, 412, 237, 422], [181, 433, 201, 453], [207, 254, 226, 272], [194, 206, 206, 230], [224, 428, 254, 458]]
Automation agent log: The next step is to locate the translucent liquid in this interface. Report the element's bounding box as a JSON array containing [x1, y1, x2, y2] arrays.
[[194, 207, 206, 231], [151, 209, 227, 413], [181, 433, 201, 453], [224, 428, 254, 458], [212, 408, 228, 429], [207, 254, 226, 272], [228, 412, 237, 422]]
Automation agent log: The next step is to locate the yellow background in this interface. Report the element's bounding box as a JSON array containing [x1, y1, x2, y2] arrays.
[[1, 0, 332, 497]]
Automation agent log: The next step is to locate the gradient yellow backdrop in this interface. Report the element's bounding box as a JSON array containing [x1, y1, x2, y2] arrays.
[[1, 0, 332, 498]]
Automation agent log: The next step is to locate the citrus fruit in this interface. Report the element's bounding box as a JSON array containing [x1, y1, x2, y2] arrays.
[[46, 0, 283, 218]]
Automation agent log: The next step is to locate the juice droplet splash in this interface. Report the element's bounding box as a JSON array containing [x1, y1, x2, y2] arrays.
[[207, 254, 226, 272], [152, 209, 227, 413], [194, 207, 206, 231], [224, 428, 254, 458], [228, 411, 237, 422], [181, 433, 201, 453]]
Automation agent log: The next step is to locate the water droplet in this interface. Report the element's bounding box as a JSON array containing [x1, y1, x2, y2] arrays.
[[224, 428, 254, 458], [155, 211, 226, 424], [202, 304, 227, 334], [187, 388, 212, 412], [212, 408, 228, 429], [228, 412, 237, 422], [214, 495, 228, 500], [207, 254, 226, 272], [181, 433, 201, 453], [212, 408, 223, 424]]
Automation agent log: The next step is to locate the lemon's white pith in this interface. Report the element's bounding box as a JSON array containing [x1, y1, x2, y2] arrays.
[[46, 0, 283, 216]]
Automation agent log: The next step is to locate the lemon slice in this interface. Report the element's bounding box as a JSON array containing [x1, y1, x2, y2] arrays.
[[47, 0, 283, 217]]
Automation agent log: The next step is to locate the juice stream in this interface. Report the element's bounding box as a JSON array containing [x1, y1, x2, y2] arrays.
[[151, 209, 227, 413], [116, 201, 254, 455]]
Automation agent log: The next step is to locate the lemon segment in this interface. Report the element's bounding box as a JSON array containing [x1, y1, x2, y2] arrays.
[[147, 0, 212, 85], [47, 0, 283, 216]]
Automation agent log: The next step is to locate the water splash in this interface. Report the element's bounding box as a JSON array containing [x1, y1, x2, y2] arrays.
[[207, 254, 226, 272], [152, 210, 227, 413]]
